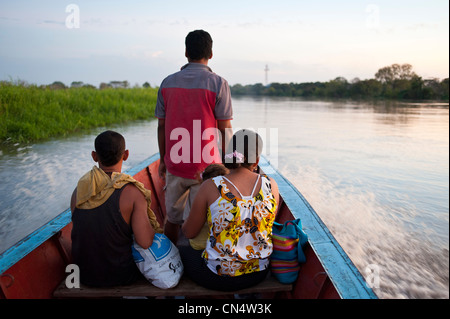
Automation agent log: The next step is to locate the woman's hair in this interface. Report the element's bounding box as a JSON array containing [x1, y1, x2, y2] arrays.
[[94, 130, 125, 167], [224, 129, 263, 170], [185, 30, 213, 61], [201, 164, 229, 181]]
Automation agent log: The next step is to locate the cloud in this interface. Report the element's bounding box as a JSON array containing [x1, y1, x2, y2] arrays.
[[149, 51, 163, 58]]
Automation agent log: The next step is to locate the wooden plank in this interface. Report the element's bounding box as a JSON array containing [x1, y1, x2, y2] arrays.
[[53, 275, 292, 298]]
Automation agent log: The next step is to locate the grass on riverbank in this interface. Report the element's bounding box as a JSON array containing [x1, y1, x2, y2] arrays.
[[0, 82, 158, 143]]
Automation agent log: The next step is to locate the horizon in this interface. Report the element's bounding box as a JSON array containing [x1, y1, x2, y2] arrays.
[[5, 67, 449, 89], [1, 1, 448, 87]]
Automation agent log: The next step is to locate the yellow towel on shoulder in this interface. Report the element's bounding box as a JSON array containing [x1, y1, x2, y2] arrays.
[[76, 166, 163, 233]]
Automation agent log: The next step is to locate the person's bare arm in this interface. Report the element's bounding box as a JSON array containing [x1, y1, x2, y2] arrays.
[[157, 118, 166, 179], [123, 185, 155, 249], [269, 177, 280, 216], [70, 188, 77, 213], [217, 119, 232, 157], [182, 181, 211, 239]]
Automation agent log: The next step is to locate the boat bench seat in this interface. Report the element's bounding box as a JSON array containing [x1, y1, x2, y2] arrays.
[[53, 274, 292, 299]]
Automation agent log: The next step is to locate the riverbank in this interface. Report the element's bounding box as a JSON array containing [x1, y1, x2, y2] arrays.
[[231, 78, 449, 101], [231, 64, 449, 101], [0, 82, 158, 144]]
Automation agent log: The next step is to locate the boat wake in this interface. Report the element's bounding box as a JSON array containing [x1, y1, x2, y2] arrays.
[[279, 163, 449, 299]]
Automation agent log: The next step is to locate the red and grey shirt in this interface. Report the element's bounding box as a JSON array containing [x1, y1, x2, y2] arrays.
[[155, 63, 233, 179]]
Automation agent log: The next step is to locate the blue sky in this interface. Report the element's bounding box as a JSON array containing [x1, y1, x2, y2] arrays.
[[0, 0, 448, 86]]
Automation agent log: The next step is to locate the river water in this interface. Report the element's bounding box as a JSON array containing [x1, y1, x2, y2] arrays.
[[0, 97, 448, 299]]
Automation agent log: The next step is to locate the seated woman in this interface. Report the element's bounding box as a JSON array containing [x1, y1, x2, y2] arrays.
[[181, 129, 280, 291]]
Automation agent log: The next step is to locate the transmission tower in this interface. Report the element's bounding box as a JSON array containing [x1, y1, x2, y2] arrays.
[[264, 64, 269, 86]]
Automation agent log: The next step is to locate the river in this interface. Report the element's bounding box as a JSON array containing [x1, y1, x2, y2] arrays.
[[0, 97, 448, 299]]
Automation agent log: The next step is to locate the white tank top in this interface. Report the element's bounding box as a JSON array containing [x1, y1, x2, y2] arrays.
[[202, 174, 278, 277]]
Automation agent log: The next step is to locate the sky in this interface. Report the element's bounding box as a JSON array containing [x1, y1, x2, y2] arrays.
[[0, 0, 448, 87]]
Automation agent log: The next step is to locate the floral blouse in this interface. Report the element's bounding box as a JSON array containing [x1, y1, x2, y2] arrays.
[[202, 174, 277, 277]]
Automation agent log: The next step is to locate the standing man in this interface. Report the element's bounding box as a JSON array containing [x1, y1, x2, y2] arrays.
[[155, 30, 233, 244]]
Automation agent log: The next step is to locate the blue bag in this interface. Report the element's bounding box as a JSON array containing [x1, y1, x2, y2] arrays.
[[270, 219, 308, 284]]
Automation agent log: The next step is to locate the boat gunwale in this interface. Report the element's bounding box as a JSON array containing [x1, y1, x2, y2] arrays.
[[0, 153, 377, 299]]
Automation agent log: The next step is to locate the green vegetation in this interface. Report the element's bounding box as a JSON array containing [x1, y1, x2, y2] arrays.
[[2, 63, 447, 144], [0, 81, 157, 143], [232, 64, 449, 101]]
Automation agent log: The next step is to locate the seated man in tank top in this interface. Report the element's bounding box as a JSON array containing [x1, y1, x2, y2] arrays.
[[70, 130, 157, 287], [181, 129, 280, 291]]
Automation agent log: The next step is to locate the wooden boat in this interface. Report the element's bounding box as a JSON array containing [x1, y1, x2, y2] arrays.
[[0, 154, 377, 299]]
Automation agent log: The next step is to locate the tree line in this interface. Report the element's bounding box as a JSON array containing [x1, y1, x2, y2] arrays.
[[33, 80, 153, 90], [231, 64, 449, 101]]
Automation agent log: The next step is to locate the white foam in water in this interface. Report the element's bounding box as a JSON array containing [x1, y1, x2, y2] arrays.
[[280, 162, 449, 299]]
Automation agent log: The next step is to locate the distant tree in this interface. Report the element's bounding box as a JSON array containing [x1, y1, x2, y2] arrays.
[[99, 82, 111, 89], [250, 83, 266, 95], [71, 81, 84, 88], [143, 82, 151, 88], [230, 83, 245, 95], [374, 66, 394, 83], [324, 77, 349, 98], [399, 75, 422, 99], [229, 65, 447, 101], [48, 81, 66, 90], [375, 63, 416, 83], [440, 78, 449, 100], [424, 78, 450, 100], [266, 86, 277, 96], [109, 81, 129, 89], [424, 78, 441, 93], [397, 64, 416, 80], [363, 79, 383, 98]]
